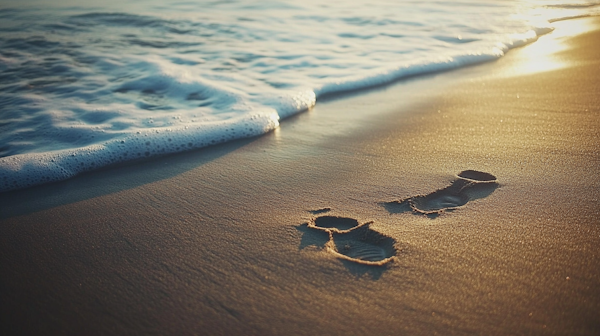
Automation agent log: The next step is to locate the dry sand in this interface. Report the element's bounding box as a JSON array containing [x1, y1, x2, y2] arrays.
[[1, 17, 599, 336]]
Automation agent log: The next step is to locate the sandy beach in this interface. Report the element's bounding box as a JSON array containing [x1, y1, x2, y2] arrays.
[[1, 17, 599, 336]]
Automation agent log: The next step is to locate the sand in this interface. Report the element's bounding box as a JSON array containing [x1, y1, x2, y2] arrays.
[[1, 17, 599, 336]]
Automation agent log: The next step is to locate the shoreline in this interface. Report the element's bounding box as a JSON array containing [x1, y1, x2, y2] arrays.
[[0, 12, 565, 194], [2, 17, 600, 336]]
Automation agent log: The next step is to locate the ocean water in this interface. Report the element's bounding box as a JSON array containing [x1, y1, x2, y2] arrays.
[[1, 0, 599, 192]]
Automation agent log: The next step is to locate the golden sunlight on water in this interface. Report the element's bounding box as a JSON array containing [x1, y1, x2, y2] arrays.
[[498, 18, 596, 77]]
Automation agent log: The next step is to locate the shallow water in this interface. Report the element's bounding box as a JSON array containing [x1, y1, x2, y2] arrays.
[[1, 0, 598, 191]]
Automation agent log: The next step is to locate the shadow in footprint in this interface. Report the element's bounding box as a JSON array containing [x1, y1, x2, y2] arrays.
[[297, 214, 397, 278], [296, 223, 330, 250], [382, 170, 499, 217], [381, 200, 412, 215]]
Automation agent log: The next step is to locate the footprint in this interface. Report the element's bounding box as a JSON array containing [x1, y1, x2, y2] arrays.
[[383, 170, 498, 217], [302, 215, 397, 266], [298, 170, 496, 272]]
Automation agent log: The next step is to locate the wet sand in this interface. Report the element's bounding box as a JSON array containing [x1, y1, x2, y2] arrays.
[[1, 17, 599, 336]]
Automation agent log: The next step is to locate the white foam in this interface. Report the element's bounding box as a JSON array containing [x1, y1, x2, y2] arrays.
[[0, 113, 279, 191]]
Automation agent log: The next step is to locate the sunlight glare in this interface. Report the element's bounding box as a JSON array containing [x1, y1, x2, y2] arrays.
[[498, 18, 595, 77]]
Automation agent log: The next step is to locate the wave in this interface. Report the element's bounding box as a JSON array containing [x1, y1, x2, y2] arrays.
[[0, 0, 597, 192]]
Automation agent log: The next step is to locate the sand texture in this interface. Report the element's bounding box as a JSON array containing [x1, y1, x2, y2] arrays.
[[1, 17, 599, 336]]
